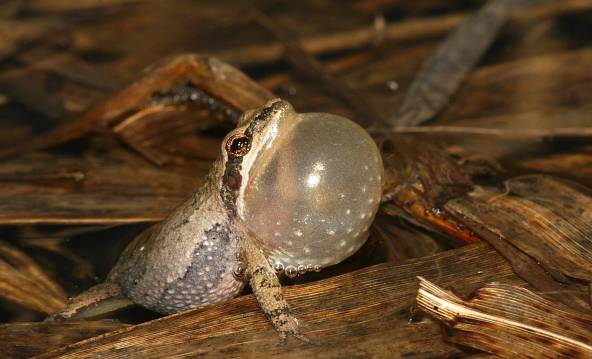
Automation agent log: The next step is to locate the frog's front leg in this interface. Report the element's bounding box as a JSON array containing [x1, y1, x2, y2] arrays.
[[242, 239, 309, 344]]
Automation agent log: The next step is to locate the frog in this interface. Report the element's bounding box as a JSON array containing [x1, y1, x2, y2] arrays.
[[48, 98, 384, 342]]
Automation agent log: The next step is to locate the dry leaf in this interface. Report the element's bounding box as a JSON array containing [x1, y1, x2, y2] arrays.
[[446, 175, 592, 282], [416, 277, 592, 358]]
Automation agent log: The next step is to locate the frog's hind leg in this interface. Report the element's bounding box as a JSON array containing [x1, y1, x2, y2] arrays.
[[242, 240, 310, 344], [46, 282, 132, 321]]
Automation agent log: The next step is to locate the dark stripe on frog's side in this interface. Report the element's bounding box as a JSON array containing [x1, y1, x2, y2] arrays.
[[221, 158, 243, 215]]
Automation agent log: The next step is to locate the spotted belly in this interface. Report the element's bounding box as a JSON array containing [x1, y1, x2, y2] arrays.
[[116, 222, 246, 314], [156, 242, 245, 313]]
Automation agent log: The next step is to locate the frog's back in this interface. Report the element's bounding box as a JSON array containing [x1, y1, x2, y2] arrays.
[[108, 183, 245, 314]]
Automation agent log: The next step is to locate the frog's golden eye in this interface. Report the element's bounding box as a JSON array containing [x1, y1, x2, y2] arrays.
[[226, 134, 251, 158]]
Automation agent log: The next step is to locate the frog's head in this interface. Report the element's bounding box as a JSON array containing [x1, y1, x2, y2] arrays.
[[219, 98, 296, 215], [217, 98, 384, 274]]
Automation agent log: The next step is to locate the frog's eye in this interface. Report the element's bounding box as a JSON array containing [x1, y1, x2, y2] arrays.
[[226, 134, 251, 158]]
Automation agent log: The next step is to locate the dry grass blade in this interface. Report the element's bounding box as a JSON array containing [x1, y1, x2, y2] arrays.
[[447, 175, 592, 282], [34, 244, 521, 358], [372, 125, 592, 140], [0, 62, 106, 119], [212, 0, 592, 67], [438, 47, 592, 128], [0, 19, 62, 61], [0, 148, 205, 225], [416, 277, 592, 358], [23, 0, 140, 13], [113, 104, 223, 165], [14, 51, 121, 92], [0, 241, 66, 314], [212, 13, 467, 67], [0, 321, 129, 359]]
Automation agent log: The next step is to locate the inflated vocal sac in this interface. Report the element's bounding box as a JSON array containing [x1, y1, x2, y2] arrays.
[[240, 112, 383, 271]]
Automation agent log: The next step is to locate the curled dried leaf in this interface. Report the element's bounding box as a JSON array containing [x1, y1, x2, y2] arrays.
[[446, 175, 592, 282], [0, 54, 273, 160], [416, 277, 592, 358], [380, 135, 481, 244]]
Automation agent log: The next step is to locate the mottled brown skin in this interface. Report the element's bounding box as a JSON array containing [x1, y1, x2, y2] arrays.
[[241, 235, 309, 343], [48, 99, 307, 341]]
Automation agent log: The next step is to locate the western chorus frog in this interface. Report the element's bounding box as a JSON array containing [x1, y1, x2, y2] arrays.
[[49, 99, 383, 341]]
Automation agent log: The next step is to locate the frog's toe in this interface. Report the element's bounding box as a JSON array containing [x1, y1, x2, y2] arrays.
[[275, 324, 315, 346]]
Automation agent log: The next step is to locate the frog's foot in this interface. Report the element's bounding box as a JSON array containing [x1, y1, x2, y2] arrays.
[[46, 282, 132, 321], [266, 297, 312, 345], [250, 266, 312, 345], [242, 241, 312, 344]]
